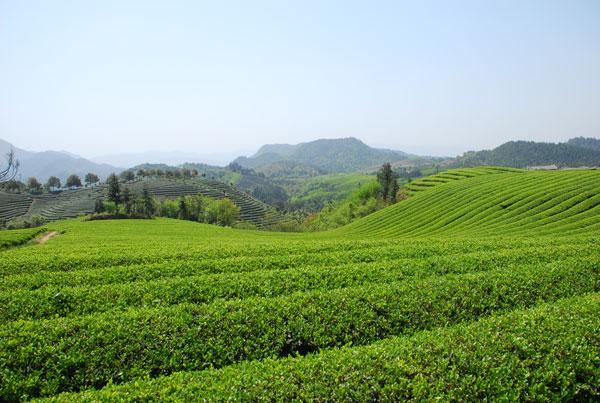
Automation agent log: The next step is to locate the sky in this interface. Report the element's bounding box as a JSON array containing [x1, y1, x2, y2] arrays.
[[0, 0, 599, 163]]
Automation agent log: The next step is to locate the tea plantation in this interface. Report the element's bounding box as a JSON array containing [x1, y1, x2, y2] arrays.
[[0, 177, 292, 229], [0, 168, 598, 401]]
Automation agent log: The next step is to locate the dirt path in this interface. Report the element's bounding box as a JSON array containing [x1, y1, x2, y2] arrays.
[[35, 231, 59, 244]]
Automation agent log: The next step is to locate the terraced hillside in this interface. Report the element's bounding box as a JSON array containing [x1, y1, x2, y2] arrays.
[[0, 178, 292, 228], [0, 168, 598, 401], [403, 166, 522, 195], [127, 178, 292, 228], [346, 168, 600, 237]]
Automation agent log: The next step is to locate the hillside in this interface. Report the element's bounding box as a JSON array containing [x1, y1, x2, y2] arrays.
[[233, 137, 412, 174], [342, 168, 600, 237], [0, 177, 292, 229], [0, 167, 598, 400], [454, 139, 600, 168], [0, 139, 120, 182]]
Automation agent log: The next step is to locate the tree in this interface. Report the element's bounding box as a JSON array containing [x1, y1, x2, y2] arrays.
[[136, 169, 146, 179], [66, 174, 82, 188], [94, 198, 105, 213], [139, 187, 156, 218], [120, 170, 135, 182], [107, 173, 121, 213], [177, 196, 188, 220], [1, 179, 24, 193], [376, 163, 399, 203], [26, 177, 43, 194], [84, 173, 99, 187], [205, 198, 239, 226], [121, 187, 133, 216], [0, 150, 19, 183], [45, 176, 61, 192]]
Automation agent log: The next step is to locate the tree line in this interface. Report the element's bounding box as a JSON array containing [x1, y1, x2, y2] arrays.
[[93, 173, 240, 227]]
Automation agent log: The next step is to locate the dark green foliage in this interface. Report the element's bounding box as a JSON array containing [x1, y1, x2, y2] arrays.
[[121, 187, 133, 215], [0, 179, 25, 193], [455, 140, 600, 168], [93, 198, 104, 213], [65, 174, 82, 188], [84, 173, 99, 186], [106, 173, 121, 211], [45, 176, 61, 192], [120, 170, 135, 182], [50, 295, 599, 402], [376, 162, 399, 202], [26, 177, 43, 194], [1, 260, 597, 399], [567, 136, 600, 151]]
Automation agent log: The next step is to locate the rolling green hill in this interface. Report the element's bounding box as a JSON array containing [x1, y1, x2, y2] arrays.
[[342, 168, 600, 237], [0, 167, 598, 400]]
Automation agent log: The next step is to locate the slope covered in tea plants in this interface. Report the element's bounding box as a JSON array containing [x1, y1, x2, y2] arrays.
[[0, 168, 598, 401], [342, 168, 600, 237]]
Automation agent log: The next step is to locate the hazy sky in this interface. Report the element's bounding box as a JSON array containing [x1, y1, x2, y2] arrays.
[[1, 0, 599, 160]]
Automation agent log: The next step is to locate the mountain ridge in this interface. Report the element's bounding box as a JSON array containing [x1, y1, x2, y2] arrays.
[[0, 139, 120, 182], [234, 137, 412, 173]]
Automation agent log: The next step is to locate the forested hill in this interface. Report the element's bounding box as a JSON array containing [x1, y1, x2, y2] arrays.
[[233, 137, 411, 173], [567, 137, 600, 151], [454, 139, 600, 168]]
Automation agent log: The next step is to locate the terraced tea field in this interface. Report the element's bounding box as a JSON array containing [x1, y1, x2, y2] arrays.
[[0, 168, 598, 400], [0, 178, 292, 229]]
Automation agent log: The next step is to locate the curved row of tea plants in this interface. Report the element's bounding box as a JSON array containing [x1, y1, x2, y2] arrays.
[[47, 294, 599, 402], [342, 169, 600, 237], [1, 258, 598, 399]]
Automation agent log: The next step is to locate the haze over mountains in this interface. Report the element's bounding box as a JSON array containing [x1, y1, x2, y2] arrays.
[[0, 139, 118, 182], [234, 137, 416, 173], [2, 136, 600, 183]]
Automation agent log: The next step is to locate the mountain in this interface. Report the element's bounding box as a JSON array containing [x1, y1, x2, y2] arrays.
[[233, 137, 411, 174], [454, 138, 600, 168], [0, 139, 120, 182]]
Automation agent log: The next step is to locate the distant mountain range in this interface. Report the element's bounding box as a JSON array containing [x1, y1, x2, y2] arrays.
[[233, 137, 415, 174], [2, 136, 599, 184], [0, 139, 120, 182], [454, 137, 600, 168]]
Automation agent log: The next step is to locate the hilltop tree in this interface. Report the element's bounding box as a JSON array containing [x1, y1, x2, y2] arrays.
[[26, 177, 43, 194], [45, 176, 61, 192], [0, 150, 19, 183], [120, 170, 135, 182], [85, 173, 100, 187], [106, 173, 121, 212], [136, 169, 146, 179], [376, 163, 399, 203], [66, 174, 82, 188]]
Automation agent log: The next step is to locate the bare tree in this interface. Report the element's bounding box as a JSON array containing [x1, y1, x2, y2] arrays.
[[0, 150, 19, 183]]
